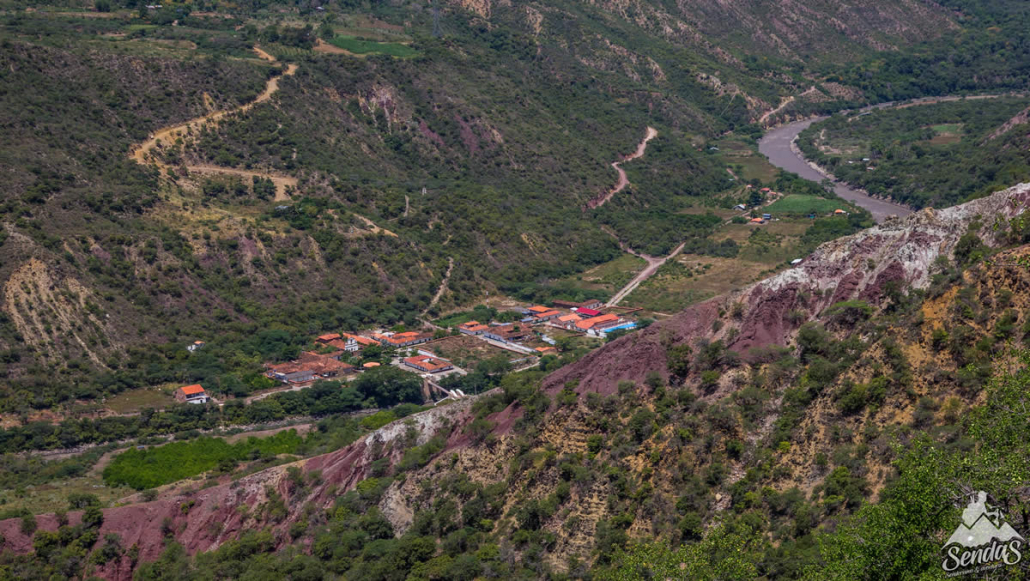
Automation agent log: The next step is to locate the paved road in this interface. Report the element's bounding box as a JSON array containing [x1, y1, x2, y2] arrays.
[[758, 118, 912, 223]]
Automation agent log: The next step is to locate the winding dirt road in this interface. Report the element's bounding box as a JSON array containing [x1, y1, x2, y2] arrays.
[[129, 47, 298, 201], [586, 126, 658, 209]]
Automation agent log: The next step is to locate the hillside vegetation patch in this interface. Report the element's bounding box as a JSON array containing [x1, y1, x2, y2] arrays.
[[103, 430, 304, 490]]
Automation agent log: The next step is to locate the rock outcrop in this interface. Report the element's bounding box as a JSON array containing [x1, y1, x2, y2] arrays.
[[2, 182, 1029, 579]]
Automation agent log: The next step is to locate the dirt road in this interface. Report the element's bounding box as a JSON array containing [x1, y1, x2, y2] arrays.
[[422, 257, 454, 316], [129, 47, 298, 199], [606, 241, 686, 307], [586, 126, 658, 209]]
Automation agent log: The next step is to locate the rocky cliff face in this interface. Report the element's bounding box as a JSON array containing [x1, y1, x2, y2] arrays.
[[2, 183, 1029, 578], [543, 183, 1030, 398]]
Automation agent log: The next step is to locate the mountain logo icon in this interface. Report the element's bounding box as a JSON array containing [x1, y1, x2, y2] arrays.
[[942, 491, 1025, 574]]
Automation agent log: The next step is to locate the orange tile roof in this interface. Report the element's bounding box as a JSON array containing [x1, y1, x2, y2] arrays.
[[535, 346, 557, 353], [342, 333, 378, 346], [576, 314, 619, 330], [534, 310, 561, 318], [404, 355, 453, 372], [180, 384, 205, 395], [385, 331, 432, 345], [363, 362, 381, 368], [557, 314, 582, 322], [527, 305, 550, 313], [317, 333, 341, 342]]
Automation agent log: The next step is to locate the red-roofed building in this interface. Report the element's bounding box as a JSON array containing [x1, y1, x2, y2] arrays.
[[331, 333, 377, 352], [265, 353, 355, 384], [525, 305, 551, 314], [175, 384, 209, 404], [458, 321, 491, 335], [575, 314, 621, 332], [316, 333, 341, 344], [403, 355, 454, 373], [575, 307, 602, 317], [299, 350, 344, 362], [551, 313, 582, 330], [380, 331, 434, 348], [535, 346, 558, 356], [532, 310, 562, 323]]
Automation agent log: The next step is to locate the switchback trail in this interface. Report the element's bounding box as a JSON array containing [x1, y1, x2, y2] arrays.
[[586, 126, 658, 209], [129, 46, 298, 201]]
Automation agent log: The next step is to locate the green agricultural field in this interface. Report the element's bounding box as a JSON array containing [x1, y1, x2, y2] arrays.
[[103, 431, 304, 490], [328, 36, 417, 57], [931, 123, 963, 134], [764, 195, 844, 216]]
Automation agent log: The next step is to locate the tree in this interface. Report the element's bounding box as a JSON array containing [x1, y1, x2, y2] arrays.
[[82, 506, 105, 530], [353, 366, 423, 408], [748, 189, 764, 208], [597, 524, 762, 580]]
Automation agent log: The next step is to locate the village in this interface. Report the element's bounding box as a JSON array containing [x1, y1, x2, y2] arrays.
[[172, 299, 643, 406]]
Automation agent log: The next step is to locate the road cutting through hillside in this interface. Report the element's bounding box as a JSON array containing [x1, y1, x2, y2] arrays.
[[586, 126, 658, 209], [129, 46, 298, 201]]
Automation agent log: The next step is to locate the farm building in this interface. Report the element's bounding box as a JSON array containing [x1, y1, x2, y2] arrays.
[[576, 314, 621, 332], [265, 354, 355, 384], [175, 384, 209, 404], [552, 299, 603, 310], [532, 310, 562, 323], [458, 321, 491, 335], [483, 324, 530, 343], [403, 355, 454, 373], [374, 331, 434, 348], [551, 313, 583, 330]]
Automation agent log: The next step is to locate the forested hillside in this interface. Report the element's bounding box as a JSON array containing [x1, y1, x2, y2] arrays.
[[1, 0, 943, 410], [797, 97, 1030, 208], [4, 0, 1030, 578]]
